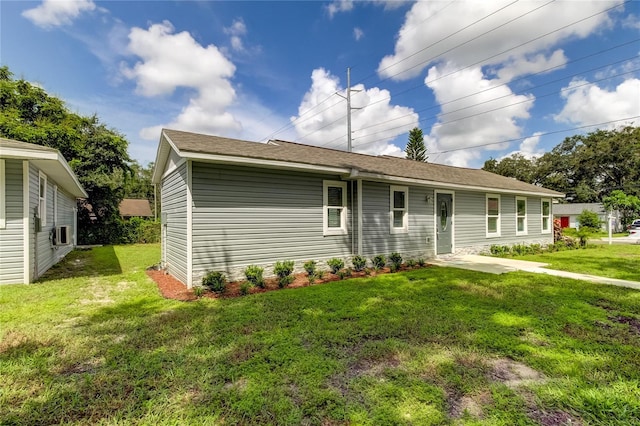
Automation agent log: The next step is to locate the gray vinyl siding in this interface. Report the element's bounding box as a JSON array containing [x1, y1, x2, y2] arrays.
[[28, 164, 77, 280], [0, 160, 25, 284], [455, 191, 553, 250], [361, 181, 435, 259], [191, 162, 352, 279], [161, 162, 188, 285]]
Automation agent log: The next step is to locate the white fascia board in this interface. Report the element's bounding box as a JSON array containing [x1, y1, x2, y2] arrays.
[[0, 147, 58, 161], [152, 131, 179, 184], [23, 161, 30, 284], [354, 172, 563, 198], [180, 151, 351, 175]]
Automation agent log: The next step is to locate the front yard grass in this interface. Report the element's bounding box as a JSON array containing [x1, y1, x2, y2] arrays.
[[514, 243, 640, 282], [1, 244, 639, 425]]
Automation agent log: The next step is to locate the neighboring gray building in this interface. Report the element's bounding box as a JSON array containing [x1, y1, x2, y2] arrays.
[[553, 203, 621, 231], [152, 129, 564, 287], [0, 138, 87, 284]]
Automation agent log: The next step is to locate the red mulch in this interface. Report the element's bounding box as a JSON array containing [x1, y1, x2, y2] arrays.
[[147, 265, 431, 301]]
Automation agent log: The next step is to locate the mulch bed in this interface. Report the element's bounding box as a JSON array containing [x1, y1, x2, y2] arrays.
[[147, 265, 430, 301]]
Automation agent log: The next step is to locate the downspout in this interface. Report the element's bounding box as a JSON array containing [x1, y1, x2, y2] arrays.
[[350, 181, 354, 255]]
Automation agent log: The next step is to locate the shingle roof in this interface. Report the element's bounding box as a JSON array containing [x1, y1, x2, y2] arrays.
[[119, 199, 153, 217], [552, 203, 605, 215], [161, 129, 563, 197]]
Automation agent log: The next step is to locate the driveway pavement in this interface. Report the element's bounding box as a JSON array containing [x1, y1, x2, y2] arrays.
[[431, 254, 640, 290]]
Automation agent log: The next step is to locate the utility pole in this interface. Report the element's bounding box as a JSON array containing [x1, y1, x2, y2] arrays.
[[336, 67, 361, 152]]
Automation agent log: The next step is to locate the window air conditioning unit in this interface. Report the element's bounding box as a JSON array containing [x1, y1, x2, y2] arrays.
[[55, 226, 71, 246]]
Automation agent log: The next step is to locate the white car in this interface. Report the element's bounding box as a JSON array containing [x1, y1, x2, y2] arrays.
[[629, 229, 640, 239]]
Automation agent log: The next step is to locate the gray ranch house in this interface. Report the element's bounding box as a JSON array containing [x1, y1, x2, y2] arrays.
[[153, 129, 563, 287], [0, 138, 87, 284]]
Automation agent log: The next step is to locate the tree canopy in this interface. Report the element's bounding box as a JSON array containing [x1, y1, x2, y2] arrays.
[[405, 127, 428, 162], [0, 65, 141, 243], [483, 126, 640, 202]]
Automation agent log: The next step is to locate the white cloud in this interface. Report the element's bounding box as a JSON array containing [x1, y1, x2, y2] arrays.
[[121, 20, 241, 139], [354, 27, 364, 41], [326, 0, 354, 18], [425, 64, 534, 166], [291, 68, 418, 156], [554, 77, 640, 127], [377, 1, 620, 81], [22, 0, 96, 28], [224, 18, 247, 52], [499, 132, 545, 160], [622, 13, 640, 30], [494, 50, 567, 84]]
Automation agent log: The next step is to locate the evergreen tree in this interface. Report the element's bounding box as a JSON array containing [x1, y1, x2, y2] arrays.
[[405, 127, 427, 162]]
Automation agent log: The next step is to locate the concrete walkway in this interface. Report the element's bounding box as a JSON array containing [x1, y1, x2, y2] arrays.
[[431, 254, 640, 291]]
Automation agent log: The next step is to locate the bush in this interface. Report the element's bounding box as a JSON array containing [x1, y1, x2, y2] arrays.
[[245, 265, 265, 288], [406, 258, 416, 268], [239, 282, 251, 295], [351, 255, 367, 272], [202, 271, 227, 293], [417, 258, 426, 267], [372, 254, 386, 270], [274, 260, 295, 288], [389, 252, 402, 271], [553, 218, 563, 242], [327, 258, 345, 274], [118, 217, 161, 244], [193, 286, 205, 297], [303, 260, 317, 276]]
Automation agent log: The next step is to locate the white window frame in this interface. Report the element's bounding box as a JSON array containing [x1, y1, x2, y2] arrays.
[[53, 185, 58, 225], [0, 160, 5, 229], [541, 199, 551, 234], [516, 196, 527, 236], [390, 185, 409, 234], [486, 194, 501, 238], [39, 171, 47, 226], [323, 180, 347, 236]]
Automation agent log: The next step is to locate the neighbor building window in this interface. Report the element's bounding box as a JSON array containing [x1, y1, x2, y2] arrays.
[[541, 199, 551, 233], [390, 185, 408, 234], [516, 197, 527, 235], [323, 180, 347, 235], [486, 194, 501, 237], [0, 160, 5, 229], [39, 171, 47, 226]]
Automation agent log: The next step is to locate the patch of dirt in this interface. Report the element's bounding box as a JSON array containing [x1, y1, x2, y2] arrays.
[[58, 357, 104, 376], [528, 408, 582, 426], [448, 391, 492, 420], [0, 330, 41, 355], [147, 265, 432, 301], [222, 377, 247, 392], [609, 315, 640, 335], [488, 358, 545, 389]]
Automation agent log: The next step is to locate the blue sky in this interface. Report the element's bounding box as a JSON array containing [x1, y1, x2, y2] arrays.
[[2, 0, 639, 167]]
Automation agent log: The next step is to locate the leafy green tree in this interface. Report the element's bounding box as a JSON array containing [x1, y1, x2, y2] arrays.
[[405, 127, 427, 162], [0, 66, 132, 244], [602, 190, 640, 229], [482, 153, 538, 184], [576, 209, 601, 246]]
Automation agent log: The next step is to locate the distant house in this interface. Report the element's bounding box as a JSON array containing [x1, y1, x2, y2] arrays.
[[152, 129, 564, 288], [119, 198, 153, 219], [0, 138, 87, 284], [553, 203, 621, 232]]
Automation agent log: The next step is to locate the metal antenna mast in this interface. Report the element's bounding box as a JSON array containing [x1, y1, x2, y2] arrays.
[[336, 67, 362, 152]]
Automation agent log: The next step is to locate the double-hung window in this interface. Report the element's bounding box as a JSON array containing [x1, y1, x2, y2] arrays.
[[516, 197, 527, 235], [390, 185, 408, 233], [541, 199, 551, 233], [486, 194, 500, 237], [39, 171, 47, 226], [323, 180, 347, 235]]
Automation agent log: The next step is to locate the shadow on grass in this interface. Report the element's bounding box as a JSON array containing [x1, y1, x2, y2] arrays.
[[36, 246, 123, 281], [4, 267, 640, 425]]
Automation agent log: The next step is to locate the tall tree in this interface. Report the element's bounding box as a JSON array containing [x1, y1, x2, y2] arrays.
[[0, 66, 132, 244], [405, 127, 427, 162], [482, 153, 538, 184], [602, 190, 640, 229]]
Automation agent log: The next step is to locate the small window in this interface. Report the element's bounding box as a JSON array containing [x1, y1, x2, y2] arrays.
[[486, 194, 501, 237], [0, 160, 5, 229], [323, 180, 347, 235], [39, 172, 47, 226], [541, 199, 551, 233], [516, 197, 527, 235], [390, 185, 408, 234]]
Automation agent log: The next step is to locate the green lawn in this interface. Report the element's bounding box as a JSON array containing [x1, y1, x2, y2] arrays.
[[2, 244, 640, 425], [514, 243, 640, 282]]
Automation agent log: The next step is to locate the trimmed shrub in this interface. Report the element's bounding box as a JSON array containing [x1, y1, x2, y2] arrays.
[[327, 258, 345, 274], [417, 258, 426, 267], [193, 286, 205, 297], [303, 260, 317, 276], [239, 282, 251, 295], [406, 258, 416, 268], [245, 265, 265, 288], [274, 260, 295, 288], [389, 252, 402, 271], [351, 255, 367, 272], [372, 254, 386, 270], [202, 271, 226, 293]]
